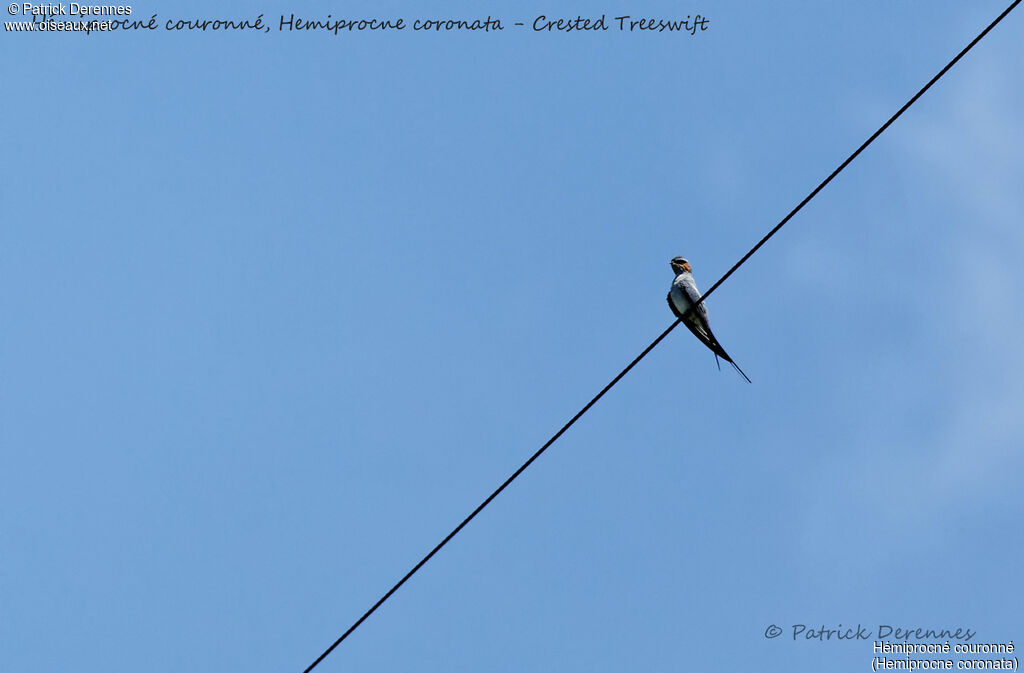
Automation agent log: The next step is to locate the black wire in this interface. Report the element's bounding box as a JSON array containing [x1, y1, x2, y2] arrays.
[[302, 2, 1020, 669], [695, 0, 1023, 308], [302, 319, 681, 673]]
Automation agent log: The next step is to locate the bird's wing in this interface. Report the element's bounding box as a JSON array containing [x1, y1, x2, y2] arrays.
[[672, 277, 752, 383], [676, 278, 732, 358], [678, 277, 711, 327]]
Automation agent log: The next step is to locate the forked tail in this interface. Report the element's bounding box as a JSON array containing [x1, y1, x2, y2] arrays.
[[713, 340, 751, 384], [727, 358, 752, 384]]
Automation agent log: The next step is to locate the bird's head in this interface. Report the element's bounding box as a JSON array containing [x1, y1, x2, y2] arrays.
[[670, 256, 692, 274]]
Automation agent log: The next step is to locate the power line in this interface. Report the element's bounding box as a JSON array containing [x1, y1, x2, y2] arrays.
[[696, 0, 1022, 308], [301, 2, 1020, 670], [301, 319, 681, 673]]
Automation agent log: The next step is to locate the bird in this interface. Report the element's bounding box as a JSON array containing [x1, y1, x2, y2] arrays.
[[667, 256, 751, 383]]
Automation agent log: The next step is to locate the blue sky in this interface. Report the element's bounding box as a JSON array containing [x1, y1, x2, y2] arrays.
[[3, 1, 1023, 671]]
